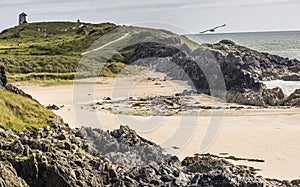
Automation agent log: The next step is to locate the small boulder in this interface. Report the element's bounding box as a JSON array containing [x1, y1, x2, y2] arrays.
[[219, 39, 236, 45], [46, 104, 60, 110], [284, 89, 300, 106]]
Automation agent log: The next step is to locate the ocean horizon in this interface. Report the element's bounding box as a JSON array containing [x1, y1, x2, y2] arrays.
[[188, 30, 300, 60]]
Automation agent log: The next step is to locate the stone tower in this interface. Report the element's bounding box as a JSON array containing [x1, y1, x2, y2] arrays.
[[19, 12, 28, 25]]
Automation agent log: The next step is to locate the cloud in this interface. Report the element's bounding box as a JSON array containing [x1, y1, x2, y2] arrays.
[[0, 0, 238, 14], [1, 0, 299, 33], [32, 1, 189, 14], [2, 0, 299, 16]]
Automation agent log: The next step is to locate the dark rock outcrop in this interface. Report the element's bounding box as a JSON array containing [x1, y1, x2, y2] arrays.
[[284, 89, 300, 106], [4, 84, 33, 99], [79, 125, 169, 167], [0, 65, 7, 88], [207, 42, 300, 81], [219, 39, 236, 45], [0, 65, 33, 99], [227, 86, 285, 106], [191, 42, 300, 106], [0, 161, 29, 187], [182, 155, 292, 186], [117, 38, 300, 106], [0, 123, 296, 186], [46, 104, 60, 110], [0, 119, 118, 187], [282, 74, 300, 81]]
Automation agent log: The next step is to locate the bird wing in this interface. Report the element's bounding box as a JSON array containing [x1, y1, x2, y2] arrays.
[[200, 24, 226, 34], [199, 29, 211, 34], [213, 24, 226, 30]]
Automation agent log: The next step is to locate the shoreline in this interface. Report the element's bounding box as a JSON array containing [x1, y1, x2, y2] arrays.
[[19, 76, 300, 180]]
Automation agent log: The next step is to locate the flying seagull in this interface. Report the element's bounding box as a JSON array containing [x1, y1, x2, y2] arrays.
[[200, 24, 226, 34]]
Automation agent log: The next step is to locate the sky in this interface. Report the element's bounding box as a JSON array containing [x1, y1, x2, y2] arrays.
[[1, 0, 300, 34]]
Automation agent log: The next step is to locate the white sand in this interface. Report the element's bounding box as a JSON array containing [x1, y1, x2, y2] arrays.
[[19, 75, 300, 180]]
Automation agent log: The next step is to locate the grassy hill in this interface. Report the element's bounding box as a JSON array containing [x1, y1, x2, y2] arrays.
[[0, 88, 54, 132], [0, 22, 117, 55], [0, 21, 201, 83], [0, 22, 118, 82]]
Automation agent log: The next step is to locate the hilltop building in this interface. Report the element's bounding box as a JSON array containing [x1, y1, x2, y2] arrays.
[[19, 12, 28, 25]]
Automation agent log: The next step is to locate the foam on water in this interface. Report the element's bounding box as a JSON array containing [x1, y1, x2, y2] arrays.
[[262, 80, 300, 96]]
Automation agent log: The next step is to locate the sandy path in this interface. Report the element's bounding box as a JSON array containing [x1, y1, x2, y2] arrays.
[[19, 75, 300, 180]]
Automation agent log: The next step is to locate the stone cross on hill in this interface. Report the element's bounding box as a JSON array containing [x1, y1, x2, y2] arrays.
[[19, 12, 28, 25]]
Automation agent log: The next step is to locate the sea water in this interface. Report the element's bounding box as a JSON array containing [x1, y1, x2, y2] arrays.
[[191, 30, 300, 60], [263, 80, 299, 96]]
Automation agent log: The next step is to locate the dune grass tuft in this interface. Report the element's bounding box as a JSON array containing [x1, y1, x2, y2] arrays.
[[0, 89, 54, 133]]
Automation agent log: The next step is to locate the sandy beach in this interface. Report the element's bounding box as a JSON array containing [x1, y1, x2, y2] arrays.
[[19, 74, 300, 180]]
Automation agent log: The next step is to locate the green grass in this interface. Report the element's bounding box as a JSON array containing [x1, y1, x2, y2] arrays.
[[180, 35, 202, 51], [0, 89, 54, 133], [8, 72, 77, 82], [6, 62, 144, 84], [0, 22, 118, 83], [0, 54, 80, 74], [0, 22, 117, 55], [0, 21, 203, 85]]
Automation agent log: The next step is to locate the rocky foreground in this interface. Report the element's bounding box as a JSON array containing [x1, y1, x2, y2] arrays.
[[1, 121, 300, 187]]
